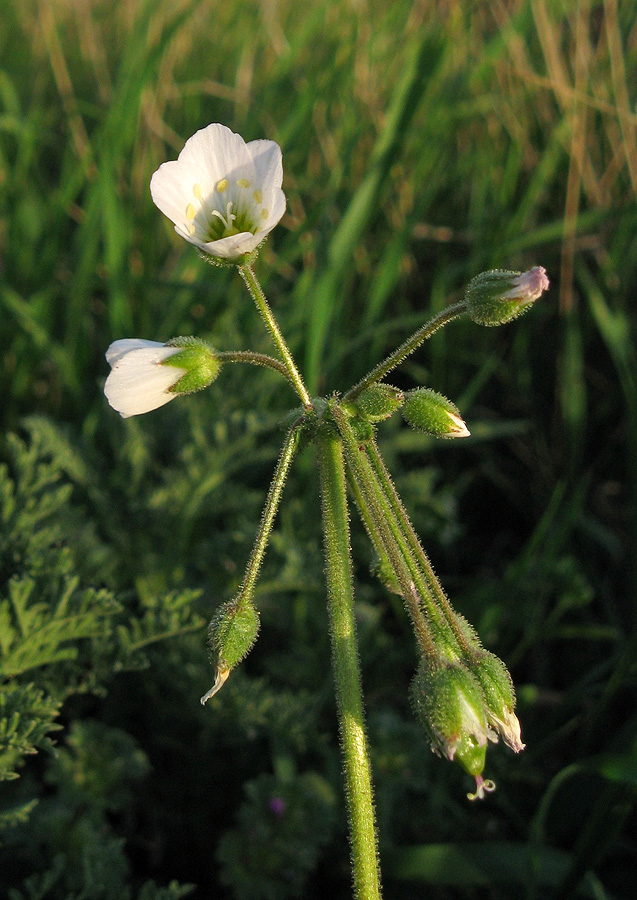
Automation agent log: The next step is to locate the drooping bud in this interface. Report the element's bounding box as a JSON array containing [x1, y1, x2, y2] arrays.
[[410, 658, 491, 776], [201, 597, 260, 705], [465, 266, 549, 327], [470, 651, 524, 753], [164, 336, 222, 395], [351, 384, 404, 423], [402, 388, 470, 439]]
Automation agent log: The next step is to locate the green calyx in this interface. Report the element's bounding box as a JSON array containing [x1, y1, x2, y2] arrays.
[[207, 596, 260, 672], [163, 336, 222, 394], [348, 383, 404, 423], [402, 388, 469, 438], [410, 657, 490, 775]]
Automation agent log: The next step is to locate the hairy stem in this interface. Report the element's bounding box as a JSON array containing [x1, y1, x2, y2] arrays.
[[216, 350, 293, 382], [316, 429, 382, 900], [365, 437, 475, 657], [344, 302, 466, 401], [331, 404, 438, 658], [238, 264, 313, 409]]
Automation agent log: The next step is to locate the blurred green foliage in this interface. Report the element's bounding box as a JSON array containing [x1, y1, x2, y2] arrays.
[[1, 0, 635, 898]]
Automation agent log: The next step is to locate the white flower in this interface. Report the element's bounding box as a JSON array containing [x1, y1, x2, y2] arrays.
[[104, 339, 186, 418], [150, 123, 286, 260]]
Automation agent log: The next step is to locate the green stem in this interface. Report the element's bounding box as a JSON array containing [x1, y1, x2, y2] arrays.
[[344, 302, 466, 401], [216, 350, 293, 382], [316, 429, 383, 900], [200, 427, 300, 706], [331, 404, 438, 658], [238, 264, 313, 409], [240, 427, 300, 601], [365, 438, 476, 657]]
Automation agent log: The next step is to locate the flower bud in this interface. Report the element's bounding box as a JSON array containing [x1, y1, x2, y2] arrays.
[[402, 388, 470, 439], [465, 266, 549, 326], [410, 658, 490, 776], [470, 651, 524, 753], [201, 597, 260, 705], [351, 384, 404, 423]]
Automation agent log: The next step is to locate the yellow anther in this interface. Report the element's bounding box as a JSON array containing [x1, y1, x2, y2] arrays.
[[237, 178, 250, 189], [186, 203, 196, 220], [216, 179, 228, 193], [261, 208, 268, 219], [253, 189, 263, 204], [193, 183, 202, 199], [188, 224, 196, 235]]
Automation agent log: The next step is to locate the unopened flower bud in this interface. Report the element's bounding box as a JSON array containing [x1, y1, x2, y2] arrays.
[[351, 384, 404, 423], [402, 388, 470, 439], [410, 658, 490, 776], [201, 596, 260, 705], [465, 266, 549, 326], [470, 651, 524, 753]]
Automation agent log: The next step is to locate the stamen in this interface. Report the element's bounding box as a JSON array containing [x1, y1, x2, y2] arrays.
[[253, 189, 263, 204], [237, 178, 250, 189], [216, 178, 228, 193], [260, 208, 268, 219], [188, 224, 196, 235], [193, 183, 203, 199], [186, 203, 196, 220], [210, 201, 236, 234]]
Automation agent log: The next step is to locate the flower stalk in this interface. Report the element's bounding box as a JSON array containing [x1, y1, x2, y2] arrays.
[[238, 264, 313, 409], [344, 301, 467, 402], [201, 426, 300, 704]]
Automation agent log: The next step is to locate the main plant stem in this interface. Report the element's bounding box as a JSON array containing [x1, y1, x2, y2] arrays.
[[316, 429, 382, 900]]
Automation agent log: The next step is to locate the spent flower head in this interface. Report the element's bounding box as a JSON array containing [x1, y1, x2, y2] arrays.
[[105, 337, 220, 418], [150, 123, 286, 263]]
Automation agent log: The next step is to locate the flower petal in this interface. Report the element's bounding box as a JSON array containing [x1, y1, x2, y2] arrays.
[[105, 343, 184, 418], [106, 338, 166, 367]]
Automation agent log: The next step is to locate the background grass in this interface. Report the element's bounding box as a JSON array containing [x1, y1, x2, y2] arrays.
[[1, 0, 635, 898]]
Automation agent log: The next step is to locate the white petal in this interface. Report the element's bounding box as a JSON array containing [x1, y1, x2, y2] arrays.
[[247, 139, 283, 192], [260, 188, 287, 233], [194, 230, 262, 258], [106, 338, 166, 367], [179, 123, 254, 184], [105, 344, 184, 418]]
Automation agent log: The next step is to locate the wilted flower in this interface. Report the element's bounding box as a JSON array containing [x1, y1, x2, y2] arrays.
[[471, 651, 525, 753], [150, 123, 286, 261], [105, 337, 220, 418]]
